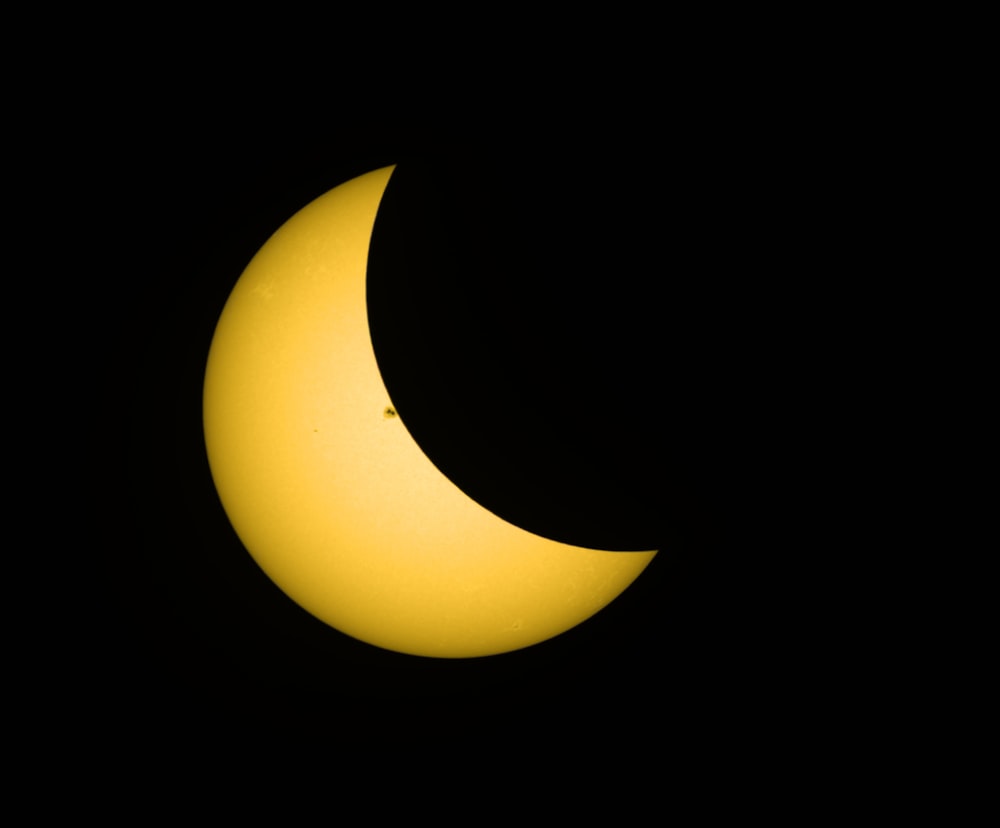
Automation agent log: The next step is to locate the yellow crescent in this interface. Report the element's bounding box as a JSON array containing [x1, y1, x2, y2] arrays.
[[203, 165, 657, 658]]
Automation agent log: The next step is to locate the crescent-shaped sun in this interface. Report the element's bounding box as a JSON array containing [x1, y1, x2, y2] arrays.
[[203, 165, 657, 658]]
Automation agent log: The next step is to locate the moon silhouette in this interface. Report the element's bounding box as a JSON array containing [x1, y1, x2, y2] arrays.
[[203, 165, 656, 658], [366, 155, 668, 551]]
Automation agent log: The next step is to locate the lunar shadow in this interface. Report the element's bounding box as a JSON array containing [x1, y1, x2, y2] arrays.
[[367, 147, 744, 552]]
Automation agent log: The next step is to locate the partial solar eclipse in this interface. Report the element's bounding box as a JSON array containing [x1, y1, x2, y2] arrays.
[[203, 165, 656, 658]]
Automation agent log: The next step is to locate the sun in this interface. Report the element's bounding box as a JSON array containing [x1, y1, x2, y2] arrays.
[[203, 165, 656, 658]]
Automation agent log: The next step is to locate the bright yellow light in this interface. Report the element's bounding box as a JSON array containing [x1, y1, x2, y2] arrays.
[[203, 166, 656, 658]]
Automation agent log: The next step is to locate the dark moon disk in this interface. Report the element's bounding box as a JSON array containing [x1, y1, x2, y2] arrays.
[[367, 147, 737, 551]]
